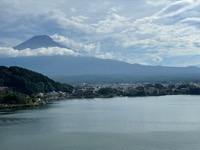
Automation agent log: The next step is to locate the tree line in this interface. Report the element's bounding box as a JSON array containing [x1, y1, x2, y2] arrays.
[[0, 66, 73, 105]]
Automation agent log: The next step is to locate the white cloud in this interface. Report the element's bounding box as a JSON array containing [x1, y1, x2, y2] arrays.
[[51, 34, 116, 60], [117, 0, 200, 56], [45, 10, 92, 33], [92, 13, 130, 34], [51, 34, 101, 54], [46, 10, 131, 35], [120, 21, 200, 56], [146, 0, 173, 6], [2, 0, 200, 66], [71, 15, 89, 23], [136, 0, 200, 24], [180, 17, 200, 26], [94, 52, 114, 60], [154, 0, 199, 18], [113, 53, 164, 65], [0, 47, 78, 58]]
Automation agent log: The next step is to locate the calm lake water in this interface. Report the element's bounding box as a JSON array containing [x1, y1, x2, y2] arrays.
[[1, 95, 200, 150]]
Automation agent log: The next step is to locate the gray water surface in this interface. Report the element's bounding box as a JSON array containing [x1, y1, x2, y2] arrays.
[[1, 95, 200, 150]]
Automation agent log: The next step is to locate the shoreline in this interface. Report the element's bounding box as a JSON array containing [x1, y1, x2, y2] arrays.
[[0, 102, 44, 110], [0, 94, 199, 111]]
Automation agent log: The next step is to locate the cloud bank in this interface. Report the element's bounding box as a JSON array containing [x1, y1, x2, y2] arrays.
[[0, 47, 78, 57], [1, 0, 200, 66]]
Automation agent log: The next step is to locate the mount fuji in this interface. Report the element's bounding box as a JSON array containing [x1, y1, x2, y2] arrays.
[[0, 35, 200, 84]]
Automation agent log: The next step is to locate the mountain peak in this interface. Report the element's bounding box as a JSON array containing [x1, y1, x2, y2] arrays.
[[13, 35, 69, 50], [32, 35, 51, 39]]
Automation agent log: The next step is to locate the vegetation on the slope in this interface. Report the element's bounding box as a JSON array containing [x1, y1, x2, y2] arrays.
[[0, 66, 73, 95], [0, 91, 32, 105], [0, 66, 74, 108], [97, 87, 122, 98]]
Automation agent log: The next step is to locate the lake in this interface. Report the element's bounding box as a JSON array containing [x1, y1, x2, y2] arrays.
[[1, 95, 200, 150]]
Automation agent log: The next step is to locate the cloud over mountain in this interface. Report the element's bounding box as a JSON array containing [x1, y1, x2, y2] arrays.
[[1, 0, 200, 66], [0, 47, 78, 58], [51, 34, 101, 54]]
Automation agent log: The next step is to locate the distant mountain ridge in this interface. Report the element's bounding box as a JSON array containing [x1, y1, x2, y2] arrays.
[[2, 35, 200, 84], [13, 35, 69, 50], [1, 56, 200, 84]]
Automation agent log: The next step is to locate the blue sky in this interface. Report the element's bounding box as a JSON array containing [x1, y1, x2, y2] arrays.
[[1, 0, 200, 67]]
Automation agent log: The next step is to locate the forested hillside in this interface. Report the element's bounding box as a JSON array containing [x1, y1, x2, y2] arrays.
[[0, 66, 73, 95]]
